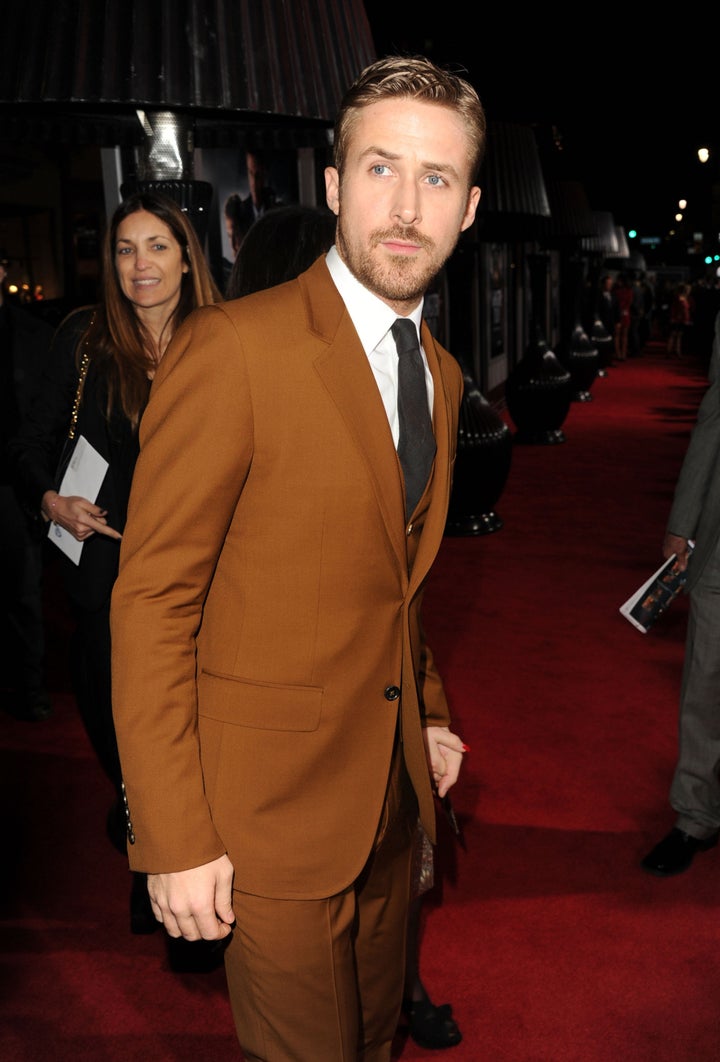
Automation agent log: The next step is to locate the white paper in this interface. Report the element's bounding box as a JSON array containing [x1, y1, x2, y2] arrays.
[[619, 544, 693, 634], [47, 435, 109, 565]]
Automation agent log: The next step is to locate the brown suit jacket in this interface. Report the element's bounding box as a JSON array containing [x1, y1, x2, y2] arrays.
[[110, 256, 463, 899]]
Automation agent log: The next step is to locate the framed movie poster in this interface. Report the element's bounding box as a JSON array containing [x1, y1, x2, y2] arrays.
[[200, 146, 299, 290]]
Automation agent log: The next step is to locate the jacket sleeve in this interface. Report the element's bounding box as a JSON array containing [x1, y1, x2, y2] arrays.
[[417, 636, 450, 727], [666, 316, 720, 540], [110, 305, 254, 873]]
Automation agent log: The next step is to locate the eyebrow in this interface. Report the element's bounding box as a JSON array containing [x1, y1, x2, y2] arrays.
[[360, 146, 460, 179], [116, 233, 168, 244]]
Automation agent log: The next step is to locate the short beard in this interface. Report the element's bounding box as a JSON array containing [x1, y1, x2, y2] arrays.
[[336, 220, 441, 304]]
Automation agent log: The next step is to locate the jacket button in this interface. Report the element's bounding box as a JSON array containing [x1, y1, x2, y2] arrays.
[[384, 685, 401, 701]]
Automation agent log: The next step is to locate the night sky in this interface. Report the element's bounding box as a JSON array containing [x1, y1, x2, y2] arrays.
[[362, 5, 718, 244]]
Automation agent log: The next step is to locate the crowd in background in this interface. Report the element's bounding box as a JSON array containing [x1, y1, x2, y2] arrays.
[[587, 268, 720, 366]]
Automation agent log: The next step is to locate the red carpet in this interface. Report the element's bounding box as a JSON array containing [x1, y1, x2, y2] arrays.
[[2, 342, 718, 1061]]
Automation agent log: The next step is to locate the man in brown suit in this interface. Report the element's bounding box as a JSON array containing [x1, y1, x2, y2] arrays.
[[111, 55, 485, 1061]]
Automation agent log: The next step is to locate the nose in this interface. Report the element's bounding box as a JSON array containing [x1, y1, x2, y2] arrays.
[[392, 177, 421, 226]]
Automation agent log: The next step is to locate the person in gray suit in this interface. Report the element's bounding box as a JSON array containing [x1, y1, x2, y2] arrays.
[[642, 310, 720, 876]]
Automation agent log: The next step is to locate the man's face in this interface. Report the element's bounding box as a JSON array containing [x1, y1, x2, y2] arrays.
[[325, 98, 480, 315], [246, 153, 267, 207]]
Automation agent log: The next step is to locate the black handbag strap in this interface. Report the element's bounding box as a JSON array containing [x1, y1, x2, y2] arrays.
[[67, 312, 95, 440]]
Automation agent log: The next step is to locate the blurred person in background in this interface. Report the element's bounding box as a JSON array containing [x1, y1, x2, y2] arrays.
[[596, 274, 620, 360], [641, 311, 720, 878], [667, 281, 692, 358], [0, 252, 55, 722], [613, 272, 634, 361]]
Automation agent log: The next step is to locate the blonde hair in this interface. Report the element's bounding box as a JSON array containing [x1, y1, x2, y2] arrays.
[[333, 55, 486, 185]]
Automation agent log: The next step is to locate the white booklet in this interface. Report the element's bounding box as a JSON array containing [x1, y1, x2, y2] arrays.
[[47, 435, 109, 565], [619, 545, 693, 634]]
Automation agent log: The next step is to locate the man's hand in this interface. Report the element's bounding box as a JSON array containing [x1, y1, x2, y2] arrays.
[[146, 854, 235, 941], [423, 725, 469, 798], [663, 532, 691, 571]]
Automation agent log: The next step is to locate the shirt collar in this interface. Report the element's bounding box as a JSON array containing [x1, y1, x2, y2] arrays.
[[325, 245, 424, 354]]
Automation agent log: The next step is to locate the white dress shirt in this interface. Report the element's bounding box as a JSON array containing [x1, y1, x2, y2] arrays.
[[325, 245, 434, 447]]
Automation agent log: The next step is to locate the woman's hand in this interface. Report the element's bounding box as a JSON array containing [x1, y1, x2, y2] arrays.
[[42, 490, 122, 542], [423, 725, 469, 798]]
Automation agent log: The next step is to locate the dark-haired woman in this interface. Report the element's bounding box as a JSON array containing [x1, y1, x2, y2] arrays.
[[10, 192, 222, 932]]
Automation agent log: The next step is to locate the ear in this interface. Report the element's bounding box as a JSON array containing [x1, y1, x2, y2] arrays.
[[325, 167, 340, 216], [460, 186, 481, 233]]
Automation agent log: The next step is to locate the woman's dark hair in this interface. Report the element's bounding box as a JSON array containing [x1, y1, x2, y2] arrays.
[[226, 204, 336, 299]]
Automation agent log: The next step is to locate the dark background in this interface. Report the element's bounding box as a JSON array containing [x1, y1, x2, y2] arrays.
[[363, 5, 718, 244]]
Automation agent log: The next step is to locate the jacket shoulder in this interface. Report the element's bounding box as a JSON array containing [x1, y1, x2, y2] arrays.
[[220, 256, 342, 342]]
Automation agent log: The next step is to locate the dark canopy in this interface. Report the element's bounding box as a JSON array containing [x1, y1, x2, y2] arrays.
[[0, 0, 377, 145]]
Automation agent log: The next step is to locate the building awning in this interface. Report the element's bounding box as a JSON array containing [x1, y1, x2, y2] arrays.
[[614, 227, 631, 259], [0, 0, 376, 145], [542, 178, 598, 244], [476, 122, 552, 240], [580, 211, 620, 256]]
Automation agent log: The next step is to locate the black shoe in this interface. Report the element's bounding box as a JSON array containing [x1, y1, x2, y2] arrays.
[[20, 694, 52, 721], [402, 996, 462, 1050], [641, 827, 719, 877], [130, 872, 160, 935]]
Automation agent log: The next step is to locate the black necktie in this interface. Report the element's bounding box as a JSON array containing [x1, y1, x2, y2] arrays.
[[392, 318, 436, 518]]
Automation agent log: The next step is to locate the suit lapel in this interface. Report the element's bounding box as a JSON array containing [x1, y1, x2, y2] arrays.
[[300, 259, 407, 568], [299, 259, 456, 581]]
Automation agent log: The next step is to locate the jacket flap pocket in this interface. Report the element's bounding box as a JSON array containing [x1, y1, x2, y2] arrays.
[[198, 669, 322, 732]]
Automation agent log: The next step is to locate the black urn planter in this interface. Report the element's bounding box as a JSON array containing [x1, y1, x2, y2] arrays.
[[505, 339, 573, 445], [589, 319, 614, 377], [559, 325, 600, 402], [445, 373, 513, 536]]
